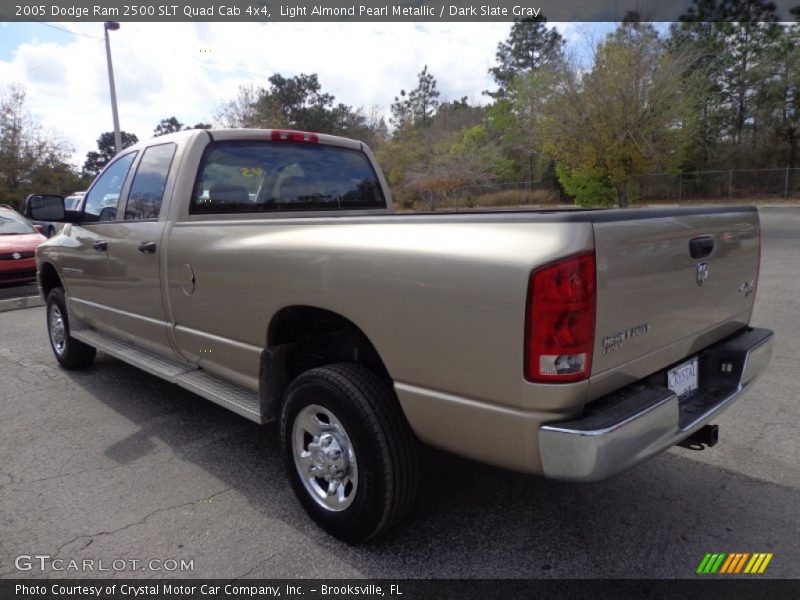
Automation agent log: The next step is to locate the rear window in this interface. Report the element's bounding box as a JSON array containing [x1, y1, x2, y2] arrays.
[[190, 141, 385, 213], [0, 210, 35, 235]]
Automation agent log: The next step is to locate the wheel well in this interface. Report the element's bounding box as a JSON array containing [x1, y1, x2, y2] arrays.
[[39, 262, 61, 299], [258, 306, 392, 421], [268, 306, 391, 381]]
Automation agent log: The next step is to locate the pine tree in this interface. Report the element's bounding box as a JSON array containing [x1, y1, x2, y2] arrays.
[[391, 65, 440, 129], [489, 17, 564, 98]]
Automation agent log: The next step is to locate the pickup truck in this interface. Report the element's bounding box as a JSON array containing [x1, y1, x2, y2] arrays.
[[25, 128, 774, 542]]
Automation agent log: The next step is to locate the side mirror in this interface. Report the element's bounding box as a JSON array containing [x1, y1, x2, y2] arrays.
[[24, 194, 66, 221]]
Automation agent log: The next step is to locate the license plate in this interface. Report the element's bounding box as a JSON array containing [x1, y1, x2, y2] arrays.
[[668, 357, 699, 398]]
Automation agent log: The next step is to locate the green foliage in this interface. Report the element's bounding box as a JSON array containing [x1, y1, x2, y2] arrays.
[[0, 84, 77, 207], [153, 116, 184, 137], [215, 74, 387, 149], [82, 131, 138, 177], [669, 0, 782, 169], [391, 65, 441, 129], [13, 10, 800, 211], [556, 166, 617, 207], [489, 17, 564, 98], [538, 21, 698, 206]]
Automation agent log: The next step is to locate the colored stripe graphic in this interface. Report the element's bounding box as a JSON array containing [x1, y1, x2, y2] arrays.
[[711, 553, 726, 573], [758, 554, 773, 573], [698, 552, 772, 574], [719, 554, 736, 574], [697, 554, 712, 574], [745, 554, 761, 573], [734, 553, 750, 573]]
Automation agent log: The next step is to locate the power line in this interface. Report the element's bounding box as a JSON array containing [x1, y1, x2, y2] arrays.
[[23, 59, 60, 73], [36, 22, 102, 40]]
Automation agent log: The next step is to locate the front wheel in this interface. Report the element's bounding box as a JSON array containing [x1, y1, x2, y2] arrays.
[[46, 287, 96, 369], [280, 364, 418, 543]]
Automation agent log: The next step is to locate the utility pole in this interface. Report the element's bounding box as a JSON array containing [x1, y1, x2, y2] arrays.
[[104, 21, 122, 156]]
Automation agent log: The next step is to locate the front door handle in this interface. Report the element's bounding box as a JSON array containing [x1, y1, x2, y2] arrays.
[[689, 236, 715, 259], [138, 241, 157, 254], [92, 240, 108, 251]]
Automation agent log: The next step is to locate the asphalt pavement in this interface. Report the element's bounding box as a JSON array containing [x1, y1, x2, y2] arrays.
[[0, 283, 37, 300], [0, 208, 798, 579]]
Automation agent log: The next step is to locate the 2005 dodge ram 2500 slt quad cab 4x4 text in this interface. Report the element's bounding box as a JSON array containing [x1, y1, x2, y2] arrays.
[[25, 128, 774, 542]]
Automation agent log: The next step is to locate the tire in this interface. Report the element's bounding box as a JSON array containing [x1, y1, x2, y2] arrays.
[[280, 363, 418, 543], [46, 287, 96, 369]]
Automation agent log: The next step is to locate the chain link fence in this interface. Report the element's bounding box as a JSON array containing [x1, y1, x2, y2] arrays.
[[399, 180, 564, 212], [638, 168, 800, 202], [409, 167, 800, 212]]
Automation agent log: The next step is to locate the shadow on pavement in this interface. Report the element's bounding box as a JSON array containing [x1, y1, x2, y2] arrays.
[[62, 355, 799, 579]]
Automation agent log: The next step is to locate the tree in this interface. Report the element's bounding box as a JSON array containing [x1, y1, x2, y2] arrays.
[[488, 17, 565, 98], [757, 23, 800, 168], [216, 84, 262, 128], [540, 22, 699, 207], [0, 84, 74, 206], [82, 131, 138, 177], [391, 65, 441, 129], [153, 117, 212, 137], [670, 0, 782, 168], [216, 73, 335, 131], [215, 74, 387, 145], [153, 116, 185, 137]]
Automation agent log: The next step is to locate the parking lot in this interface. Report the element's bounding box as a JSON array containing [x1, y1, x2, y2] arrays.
[[0, 207, 798, 579]]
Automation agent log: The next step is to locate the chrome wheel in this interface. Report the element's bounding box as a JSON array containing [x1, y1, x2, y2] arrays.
[[292, 404, 358, 512], [49, 304, 67, 357]]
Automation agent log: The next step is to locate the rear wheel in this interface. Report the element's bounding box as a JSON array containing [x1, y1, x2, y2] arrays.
[[47, 287, 96, 369], [280, 363, 418, 543]]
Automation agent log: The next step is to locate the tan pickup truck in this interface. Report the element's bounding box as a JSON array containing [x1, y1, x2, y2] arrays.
[[25, 128, 773, 542]]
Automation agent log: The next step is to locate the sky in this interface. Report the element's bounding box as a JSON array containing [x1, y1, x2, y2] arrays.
[[0, 21, 617, 169]]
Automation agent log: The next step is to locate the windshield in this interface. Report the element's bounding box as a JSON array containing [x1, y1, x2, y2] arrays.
[[0, 212, 36, 235]]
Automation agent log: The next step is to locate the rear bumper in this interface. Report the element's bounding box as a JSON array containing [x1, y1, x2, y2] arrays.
[[539, 327, 774, 482]]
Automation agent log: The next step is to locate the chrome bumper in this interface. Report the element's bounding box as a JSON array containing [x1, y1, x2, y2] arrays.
[[539, 327, 774, 482]]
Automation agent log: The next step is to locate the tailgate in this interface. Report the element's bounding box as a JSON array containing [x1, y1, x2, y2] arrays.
[[590, 207, 760, 389]]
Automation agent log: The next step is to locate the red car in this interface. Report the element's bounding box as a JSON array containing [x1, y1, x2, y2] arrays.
[[0, 206, 46, 284]]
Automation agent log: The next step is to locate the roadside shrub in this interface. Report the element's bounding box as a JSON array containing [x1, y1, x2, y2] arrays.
[[556, 166, 617, 208], [469, 188, 559, 208]]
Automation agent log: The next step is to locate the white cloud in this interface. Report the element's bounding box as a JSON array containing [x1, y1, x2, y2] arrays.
[[2, 22, 513, 167]]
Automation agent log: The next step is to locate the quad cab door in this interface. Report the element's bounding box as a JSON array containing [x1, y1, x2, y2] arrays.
[[99, 142, 179, 356], [60, 151, 138, 329]]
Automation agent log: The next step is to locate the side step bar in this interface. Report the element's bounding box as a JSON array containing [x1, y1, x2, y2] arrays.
[[71, 328, 195, 381], [71, 328, 267, 424]]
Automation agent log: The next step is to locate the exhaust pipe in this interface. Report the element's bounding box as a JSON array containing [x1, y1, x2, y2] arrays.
[[678, 424, 719, 451]]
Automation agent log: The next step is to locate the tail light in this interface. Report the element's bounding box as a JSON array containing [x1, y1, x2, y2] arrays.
[[271, 130, 319, 143], [525, 252, 596, 383]]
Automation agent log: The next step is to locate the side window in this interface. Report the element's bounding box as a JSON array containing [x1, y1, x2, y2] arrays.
[[191, 142, 386, 214], [124, 143, 177, 220], [83, 152, 137, 222]]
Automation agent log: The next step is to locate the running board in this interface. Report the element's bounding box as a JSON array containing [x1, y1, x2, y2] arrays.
[[71, 328, 266, 424], [175, 370, 265, 423]]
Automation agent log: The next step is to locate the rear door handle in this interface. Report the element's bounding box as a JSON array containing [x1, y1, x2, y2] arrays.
[[689, 236, 714, 259], [138, 241, 157, 254], [92, 240, 108, 251]]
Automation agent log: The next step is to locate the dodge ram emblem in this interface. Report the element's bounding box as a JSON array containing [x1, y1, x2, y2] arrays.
[[696, 262, 709, 286]]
